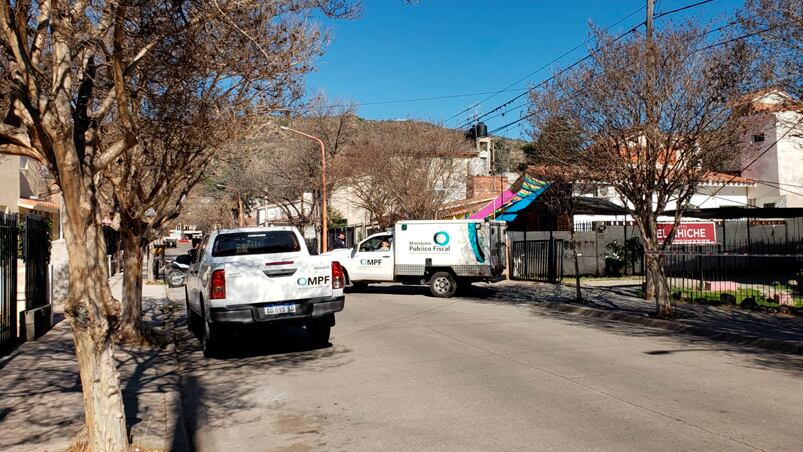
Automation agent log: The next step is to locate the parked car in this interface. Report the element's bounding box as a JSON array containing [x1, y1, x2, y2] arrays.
[[184, 226, 345, 356]]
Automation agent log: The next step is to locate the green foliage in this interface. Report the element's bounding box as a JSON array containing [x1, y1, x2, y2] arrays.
[[603, 237, 643, 276], [328, 206, 347, 228], [673, 287, 803, 309], [16, 216, 52, 264]]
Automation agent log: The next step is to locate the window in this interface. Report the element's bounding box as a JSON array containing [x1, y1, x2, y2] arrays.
[[753, 133, 765, 143], [212, 231, 300, 257], [359, 235, 392, 252], [763, 202, 776, 208], [194, 235, 210, 263]]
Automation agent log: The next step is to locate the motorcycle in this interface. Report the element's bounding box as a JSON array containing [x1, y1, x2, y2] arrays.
[[166, 253, 193, 288]]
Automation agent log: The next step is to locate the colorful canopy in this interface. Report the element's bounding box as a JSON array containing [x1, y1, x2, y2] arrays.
[[469, 175, 550, 222]]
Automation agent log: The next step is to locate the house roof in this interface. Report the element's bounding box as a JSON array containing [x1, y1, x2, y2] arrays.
[[700, 171, 754, 186], [18, 198, 59, 213], [439, 196, 498, 217], [528, 165, 755, 187], [665, 206, 803, 220]]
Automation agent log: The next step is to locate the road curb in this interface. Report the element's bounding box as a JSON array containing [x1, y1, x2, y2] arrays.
[[161, 284, 191, 452], [533, 300, 803, 355]]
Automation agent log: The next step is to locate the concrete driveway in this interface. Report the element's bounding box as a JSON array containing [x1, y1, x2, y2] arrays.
[[171, 283, 803, 451]]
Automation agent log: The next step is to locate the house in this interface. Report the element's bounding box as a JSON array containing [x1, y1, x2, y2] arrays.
[[738, 89, 803, 208], [0, 155, 62, 238]]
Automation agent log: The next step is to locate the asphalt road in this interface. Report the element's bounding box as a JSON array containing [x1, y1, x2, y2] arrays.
[[171, 283, 803, 452]]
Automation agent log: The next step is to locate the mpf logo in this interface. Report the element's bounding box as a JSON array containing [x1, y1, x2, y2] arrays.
[[297, 276, 330, 286], [360, 258, 382, 266], [433, 231, 450, 246]]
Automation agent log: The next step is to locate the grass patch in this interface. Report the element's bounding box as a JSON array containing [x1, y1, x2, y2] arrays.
[[672, 287, 803, 309]]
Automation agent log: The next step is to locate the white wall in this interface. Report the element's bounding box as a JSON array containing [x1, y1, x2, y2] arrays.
[[573, 184, 750, 225], [254, 192, 313, 226], [0, 155, 19, 213], [775, 110, 803, 207]]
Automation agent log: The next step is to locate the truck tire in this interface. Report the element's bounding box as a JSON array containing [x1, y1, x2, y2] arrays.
[[201, 303, 222, 358], [307, 318, 332, 345], [186, 299, 198, 333], [429, 271, 457, 298]]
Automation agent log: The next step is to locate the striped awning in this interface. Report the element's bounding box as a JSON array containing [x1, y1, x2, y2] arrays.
[[469, 175, 550, 222]]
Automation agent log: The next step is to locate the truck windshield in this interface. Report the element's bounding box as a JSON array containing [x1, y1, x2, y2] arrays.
[[212, 231, 300, 257]]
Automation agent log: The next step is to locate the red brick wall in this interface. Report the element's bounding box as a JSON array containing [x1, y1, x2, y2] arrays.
[[468, 176, 508, 199]]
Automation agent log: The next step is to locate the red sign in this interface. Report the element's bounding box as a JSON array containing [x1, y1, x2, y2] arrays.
[[657, 222, 716, 244]]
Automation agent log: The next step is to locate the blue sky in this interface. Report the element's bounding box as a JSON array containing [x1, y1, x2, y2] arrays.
[[305, 0, 744, 137]]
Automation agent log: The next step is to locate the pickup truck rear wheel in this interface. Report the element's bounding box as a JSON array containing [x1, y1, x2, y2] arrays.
[[307, 318, 332, 345], [200, 302, 223, 357], [201, 319, 223, 358], [186, 300, 198, 333], [429, 272, 457, 298]]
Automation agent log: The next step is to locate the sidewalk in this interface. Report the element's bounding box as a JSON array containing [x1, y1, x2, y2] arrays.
[[0, 276, 187, 451], [480, 280, 803, 353]]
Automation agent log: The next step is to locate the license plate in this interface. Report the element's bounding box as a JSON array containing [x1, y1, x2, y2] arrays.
[[262, 304, 297, 315]]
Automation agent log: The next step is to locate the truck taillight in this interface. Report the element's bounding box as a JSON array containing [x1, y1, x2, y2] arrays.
[[210, 269, 226, 299], [331, 261, 345, 289]]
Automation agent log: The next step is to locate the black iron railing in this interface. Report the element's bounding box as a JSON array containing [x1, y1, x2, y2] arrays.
[[0, 213, 18, 350]]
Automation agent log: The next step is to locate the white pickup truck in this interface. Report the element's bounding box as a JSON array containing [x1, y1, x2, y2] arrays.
[[327, 219, 506, 297], [184, 226, 345, 356]]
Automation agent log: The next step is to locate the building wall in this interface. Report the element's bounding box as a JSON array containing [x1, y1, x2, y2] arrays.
[[743, 112, 781, 205], [775, 110, 803, 207], [574, 185, 750, 225], [0, 155, 20, 214]]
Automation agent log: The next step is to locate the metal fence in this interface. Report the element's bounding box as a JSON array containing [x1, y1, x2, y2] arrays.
[[654, 250, 803, 308], [511, 239, 564, 283], [23, 214, 50, 310], [0, 213, 18, 350]]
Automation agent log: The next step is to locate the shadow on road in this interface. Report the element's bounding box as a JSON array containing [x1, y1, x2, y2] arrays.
[[454, 281, 803, 376], [168, 287, 353, 438]]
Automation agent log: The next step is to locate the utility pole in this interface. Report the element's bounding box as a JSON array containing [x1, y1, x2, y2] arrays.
[[646, 0, 654, 40], [280, 126, 328, 253]]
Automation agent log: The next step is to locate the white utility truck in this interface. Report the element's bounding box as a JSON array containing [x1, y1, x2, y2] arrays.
[[185, 226, 345, 357], [327, 219, 506, 297]]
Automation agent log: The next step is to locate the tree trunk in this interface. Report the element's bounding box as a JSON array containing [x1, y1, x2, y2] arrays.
[[645, 250, 673, 318], [644, 267, 656, 299], [118, 230, 144, 342], [62, 201, 129, 451]]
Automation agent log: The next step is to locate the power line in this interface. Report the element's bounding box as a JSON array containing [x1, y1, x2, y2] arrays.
[[454, 0, 717, 131], [445, 4, 647, 126], [486, 15, 779, 137], [753, 180, 803, 198]]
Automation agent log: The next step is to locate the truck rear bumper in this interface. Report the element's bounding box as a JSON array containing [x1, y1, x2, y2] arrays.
[[209, 296, 345, 325]]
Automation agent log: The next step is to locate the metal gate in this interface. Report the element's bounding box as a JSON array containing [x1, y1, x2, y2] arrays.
[[0, 213, 18, 350], [23, 214, 49, 310], [512, 239, 564, 283]]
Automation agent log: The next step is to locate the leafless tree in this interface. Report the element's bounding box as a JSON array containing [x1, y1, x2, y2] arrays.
[[215, 99, 358, 235], [0, 0, 357, 448], [739, 0, 802, 101], [104, 121, 234, 342], [529, 22, 750, 318], [176, 190, 239, 233], [345, 120, 472, 228]]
